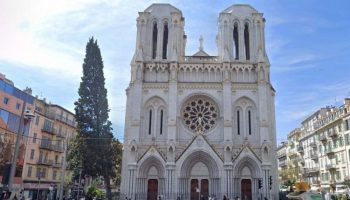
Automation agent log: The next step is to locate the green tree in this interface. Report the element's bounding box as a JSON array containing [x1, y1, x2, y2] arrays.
[[70, 37, 116, 200]]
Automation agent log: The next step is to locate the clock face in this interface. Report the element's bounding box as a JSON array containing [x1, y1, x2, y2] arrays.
[[182, 96, 218, 133]]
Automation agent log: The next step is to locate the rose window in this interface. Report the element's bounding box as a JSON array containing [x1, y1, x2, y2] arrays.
[[182, 97, 218, 133]]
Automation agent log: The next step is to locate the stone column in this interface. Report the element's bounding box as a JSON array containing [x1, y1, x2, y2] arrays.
[[223, 64, 232, 141], [166, 164, 175, 200], [168, 63, 178, 141], [127, 164, 137, 199]]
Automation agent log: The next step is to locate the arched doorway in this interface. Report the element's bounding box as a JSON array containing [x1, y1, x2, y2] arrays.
[[179, 150, 221, 200], [233, 156, 261, 200], [241, 179, 252, 200], [138, 156, 165, 200], [147, 179, 158, 200], [190, 162, 209, 200]]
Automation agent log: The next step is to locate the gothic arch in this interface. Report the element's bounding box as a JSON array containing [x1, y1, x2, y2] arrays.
[[180, 150, 219, 178], [138, 155, 165, 178], [233, 97, 258, 138], [143, 96, 167, 138], [234, 156, 261, 178]]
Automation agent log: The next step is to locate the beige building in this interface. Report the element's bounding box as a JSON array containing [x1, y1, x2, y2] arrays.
[[22, 98, 77, 199], [278, 98, 350, 191]]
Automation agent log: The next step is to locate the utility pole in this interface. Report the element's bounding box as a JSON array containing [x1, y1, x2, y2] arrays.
[[58, 137, 68, 200]]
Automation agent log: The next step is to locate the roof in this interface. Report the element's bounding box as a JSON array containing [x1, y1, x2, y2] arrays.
[[221, 4, 259, 15], [144, 3, 182, 15], [192, 50, 210, 57]]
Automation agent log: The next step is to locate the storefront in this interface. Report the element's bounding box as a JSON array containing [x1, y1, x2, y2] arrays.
[[23, 183, 57, 200]]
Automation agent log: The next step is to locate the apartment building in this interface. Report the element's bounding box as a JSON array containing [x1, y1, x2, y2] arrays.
[[22, 98, 77, 200], [277, 142, 287, 182], [278, 98, 350, 191], [0, 73, 35, 194]]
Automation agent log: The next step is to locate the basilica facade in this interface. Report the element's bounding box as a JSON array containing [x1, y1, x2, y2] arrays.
[[120, 4, 278, 200]]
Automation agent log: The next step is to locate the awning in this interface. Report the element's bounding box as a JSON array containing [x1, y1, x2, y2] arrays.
[[23, 183, 55, 190]]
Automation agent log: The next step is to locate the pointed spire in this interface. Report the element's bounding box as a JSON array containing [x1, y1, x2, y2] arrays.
[[199, 35, 204, 51]]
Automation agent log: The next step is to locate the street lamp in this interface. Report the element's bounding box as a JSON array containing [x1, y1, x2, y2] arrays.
[[77, 166, 83, 200], [8, 102, 34, 195], [37, 172, 42, 200], [49, 185, 54, 200]]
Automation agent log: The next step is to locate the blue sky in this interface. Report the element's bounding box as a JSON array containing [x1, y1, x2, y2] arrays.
[[1, 0, 350, 144]]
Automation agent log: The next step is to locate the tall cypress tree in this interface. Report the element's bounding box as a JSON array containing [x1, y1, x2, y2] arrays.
[[73, 37, 115, 200]]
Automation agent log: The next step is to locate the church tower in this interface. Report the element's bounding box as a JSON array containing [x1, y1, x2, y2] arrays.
[[121, 4, 278, 200]]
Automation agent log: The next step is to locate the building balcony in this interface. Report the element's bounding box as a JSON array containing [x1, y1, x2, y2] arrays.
[[42, 125, 58, 135], [55, 114, 77, 127], [325, 148, 335, 155], [319, 135, 327, 142], [310, 153, 318, 160], [288, 150, 298, 157], [297, 146, 304, 153], [309, 142, 317, 148], [37, 159, 53, 166], [52, 162, 62, 168], [278, 152, 287, 159], [40, 142, 64, 153], [326, 163, 337, 170], [305, 167, 320, 174], [279, 160, 287, 167], [328, 131, 338, 138]]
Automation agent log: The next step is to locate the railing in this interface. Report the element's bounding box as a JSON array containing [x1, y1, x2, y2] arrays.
[[328, 130, 338, 137], [309, 142, 317, 148], [310, 153, 318, 160], [55, 114, 77, 127], [40, 142, 64, 153], [52, 162, 62, 168], [319, 135, 327, 141], [277, 152, 286, 159], [288, 150, 297, 157], [305, 167, 320, 173], [326, 163, 337, 170], [37, 159, 53, 166], [279, 160, 287, 167], [42, 125, 58, 135], [297, 146, 304, 153], [325, 148, 335, 155]]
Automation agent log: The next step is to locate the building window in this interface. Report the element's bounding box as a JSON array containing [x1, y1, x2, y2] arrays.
[[53, 171, 57, 180], [346, 120, 349, 131], [30, 149, 35, 160], [42, 168, 46, 178], [152, 22, 158, 59], [244, 23, 250, 60], [36, 168, 41, 178], [35, 115, 40, 125], [148, 110, 152, 135], [16, 103, 21, 110], [237, 110, 240, 135], [233, 23, 239, 60], [33, 133, 37, 143], [27, 166, 32, 177], [248, 110, 252, 135], [162, 22, 168, 59], [160, 110, 163, 135], [3, 97, 9, 105]]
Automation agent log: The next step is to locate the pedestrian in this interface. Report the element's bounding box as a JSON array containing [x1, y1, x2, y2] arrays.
[[223, 195, 227, 200], [14, 194, 18, 200]]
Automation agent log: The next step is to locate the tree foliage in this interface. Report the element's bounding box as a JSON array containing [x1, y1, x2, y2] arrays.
[[68, 37, 118, 200]]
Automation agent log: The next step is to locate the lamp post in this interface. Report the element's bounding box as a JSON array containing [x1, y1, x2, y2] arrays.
[[49, 185, 53, 200], [8, 101, 34, 195], [37, 173, 41, 200], [77, 167, 82, 200]]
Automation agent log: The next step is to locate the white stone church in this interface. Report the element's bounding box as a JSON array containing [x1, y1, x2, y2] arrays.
[[121, 4, 278, 200]]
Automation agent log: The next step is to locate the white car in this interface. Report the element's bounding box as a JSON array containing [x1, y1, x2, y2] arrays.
[[335, 185, 349, 194]]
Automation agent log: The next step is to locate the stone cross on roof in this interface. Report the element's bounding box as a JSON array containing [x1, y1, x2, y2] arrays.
[[199, 35, 204, 51]]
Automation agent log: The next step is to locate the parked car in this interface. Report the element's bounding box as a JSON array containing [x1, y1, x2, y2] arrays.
[[280, 185, 289, 192]]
